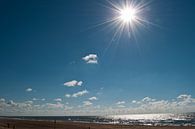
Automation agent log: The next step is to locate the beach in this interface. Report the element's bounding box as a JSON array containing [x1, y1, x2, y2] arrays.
[[0, 118, 194, 129]]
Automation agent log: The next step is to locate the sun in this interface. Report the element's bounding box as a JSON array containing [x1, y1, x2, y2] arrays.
[[119, 7, 137, 23], [92, 0, 153, 40]]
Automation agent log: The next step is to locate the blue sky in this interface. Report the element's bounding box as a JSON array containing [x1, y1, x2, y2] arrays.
[[0, 0, 195, 115]]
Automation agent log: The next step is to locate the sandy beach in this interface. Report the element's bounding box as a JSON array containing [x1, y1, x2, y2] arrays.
[[0, 118, 194, 129]]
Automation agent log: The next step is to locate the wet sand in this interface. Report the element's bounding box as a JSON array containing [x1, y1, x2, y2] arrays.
[[0, 118, 194, 129]]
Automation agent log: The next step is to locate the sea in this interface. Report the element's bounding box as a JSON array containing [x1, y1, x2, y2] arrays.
[[2, 113, 195, 126]]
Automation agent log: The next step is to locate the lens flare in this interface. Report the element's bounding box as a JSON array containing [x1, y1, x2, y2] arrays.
[[93, 0, 155, 41], [119, 7, 137, 23]]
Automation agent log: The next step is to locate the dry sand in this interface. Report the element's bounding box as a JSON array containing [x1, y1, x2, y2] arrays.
[[0, 118, 194, 129]]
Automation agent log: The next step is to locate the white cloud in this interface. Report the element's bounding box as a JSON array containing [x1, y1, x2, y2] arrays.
[[26, 88, 32, 92], [33, 98, 45, 101], [72, 90, 88, 98], [82, 54, 98, 64], [41, 98, 46, 101], [32, 98, 37, 101], [177, 94, 195, 106], [25, 101, 33, 104], [142, 97, 156, 102], [64, 80, 83, 87], [89, 97, 98, 101], [54, 98, 62, 102], [177, 94, 191, 100], [116, 101, 125, 105], [116, 101, 125, 108], [46, 102, 64, 109], [1, 94, 195, 116], [83, 101, 93, 106], [117, 105, 126, 108], [0, 98, 5, 102], [65, 94, 71, 98], [7, 100, 17, 107]]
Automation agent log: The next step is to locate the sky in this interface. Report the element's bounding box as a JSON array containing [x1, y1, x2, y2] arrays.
[[0, 0, 195, 116]]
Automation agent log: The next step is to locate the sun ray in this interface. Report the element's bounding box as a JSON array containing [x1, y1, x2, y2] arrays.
[[101, 0, 155, 41]]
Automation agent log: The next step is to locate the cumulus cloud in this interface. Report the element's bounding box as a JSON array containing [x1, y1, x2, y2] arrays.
[[117, 105, 126, 108], [32, 98, 45, 101], [54, 98, 62, 102], [1, 94, 195, 116], [72, 90, 88, 98], [64, 80, 83, 87], [25, 101, 33, 105], [26, 88, 32, 92], [46, 102, 64, 109], [82, 54, 98, 64], [83, 101, 93, 106], [116, 101, 125, 105], [116, 101, 125, 108], [89, 97, 98, 101], [0, 98, 5, 102], [65, 94, 71, 98], [142, 97, 156, 102], [41, 98, 46, 101], [128, 94, 195, 114], [7, 100, 17, 107]]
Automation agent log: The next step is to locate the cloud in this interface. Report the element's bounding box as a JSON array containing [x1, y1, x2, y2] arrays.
[[116, 101, 125, 105], [65, 94, 71, 98], [26, 88, 32, 92], [64, 80, 83, 87], [177, 94, 191, 101], [117, 105, 126, 108], [41, 98, 46, 101], [32, 98, 45, 101], [46, 102, 64, 109], [32, 98, 37, 101], [128, 94, 195, 114], [72, 90, 89, 98], [142, 97, 156, 102], [116, 101, 125, 108], [0, 98, 5, 102], [25, 101, 33, 105], [1, 94, 195, 116], [54, 98, 62, 102], [7, 100, 17, 107], [89, 97, 98, 101], [82, 54, 98, 64], [83, 101, 93, 106]]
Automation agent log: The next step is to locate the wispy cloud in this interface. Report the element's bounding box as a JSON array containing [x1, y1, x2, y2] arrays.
[[82, 54, 98, 64], [83, 101, 93, 106], [32, 98, 45, 101], [64, 80, 83, 87], [116, 101, 125, 105], [54, 98, 62, 102], [0, 98, 5, 102], [72, 90, 89, 98], [26, 88, 32, 92], [65, 94, 71, 98], [89, 97, 98, 101], [46, 102, 64, 109], [1, 94, 195, 116], [116, 101, 125, 108]]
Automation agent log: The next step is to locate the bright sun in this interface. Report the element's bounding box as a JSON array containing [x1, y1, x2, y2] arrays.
[[95, 0, 152, 39], [119, 7, 137, 23]]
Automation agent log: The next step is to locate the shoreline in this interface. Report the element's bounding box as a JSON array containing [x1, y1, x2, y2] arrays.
[[0, 118, 194, 129]]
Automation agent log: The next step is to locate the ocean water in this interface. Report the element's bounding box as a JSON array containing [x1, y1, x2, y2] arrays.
[[3, 113, 195, 126]]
